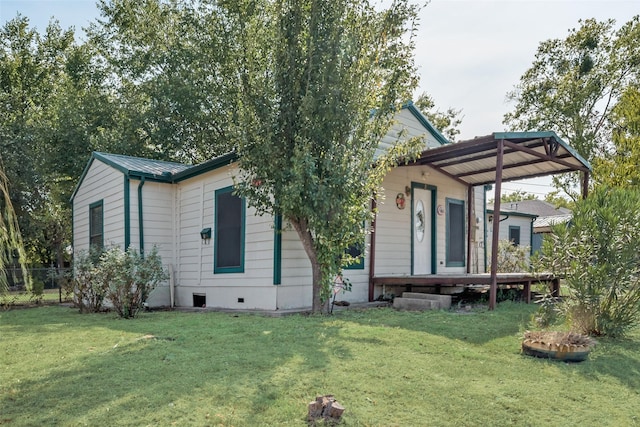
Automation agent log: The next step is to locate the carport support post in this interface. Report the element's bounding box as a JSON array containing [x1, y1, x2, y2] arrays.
[[489, 139, 505, 310]]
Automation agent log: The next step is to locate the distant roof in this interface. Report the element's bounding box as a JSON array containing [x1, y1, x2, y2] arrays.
[[534, 213, 573, 232], [412, 131, 591, 186], [500, 199, 571, 217]]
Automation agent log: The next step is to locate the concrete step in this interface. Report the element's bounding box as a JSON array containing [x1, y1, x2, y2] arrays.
[[401, 292, 452, 309], [392, 297, 438, 311]]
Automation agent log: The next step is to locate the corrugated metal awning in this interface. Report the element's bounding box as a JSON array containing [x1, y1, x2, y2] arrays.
[[411, 131, 590, 185]]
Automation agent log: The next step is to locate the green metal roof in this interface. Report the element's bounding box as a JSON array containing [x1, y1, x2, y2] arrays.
[[93, 152, 191, 180]]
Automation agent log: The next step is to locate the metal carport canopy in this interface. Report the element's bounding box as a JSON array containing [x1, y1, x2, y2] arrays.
[[412, 131, 591, 185], [410, 130, 591, 311]]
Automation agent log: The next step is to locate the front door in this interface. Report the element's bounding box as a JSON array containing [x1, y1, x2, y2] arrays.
[[412, 187, 433, 275]]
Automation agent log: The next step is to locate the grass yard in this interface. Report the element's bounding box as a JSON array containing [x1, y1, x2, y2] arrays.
[[1, 303, 639, 426]]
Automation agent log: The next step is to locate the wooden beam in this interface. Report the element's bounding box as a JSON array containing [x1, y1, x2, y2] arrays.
[[368, 197, 377, 302], [502, 140, 589, 173], [489, 139, 505, 310], [467, 185, 473, 274]]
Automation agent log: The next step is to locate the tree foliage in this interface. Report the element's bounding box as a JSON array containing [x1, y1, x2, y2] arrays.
[[235, 0, 424, 312], [504, 16, 640, 196], [593, 85, 640, 187], [500, 190, 538, 203], [533, 186, 640, 337], [415, 92, 462, 142], [0, 164, 31, 294]]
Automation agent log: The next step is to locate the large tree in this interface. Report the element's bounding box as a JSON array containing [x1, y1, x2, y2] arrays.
[[504, 16, 640, 197], [593, 85, 640, 187], [235, 0, 424, 313], [87, 0, 247, 164]]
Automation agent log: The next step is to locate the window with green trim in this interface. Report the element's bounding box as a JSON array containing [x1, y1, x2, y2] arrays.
[[446, 198, 465, 267], [509, 225, 521, 246], [214, 187, 245, 273], [89, 200, 104, 250], [343, 242, 364, 270]]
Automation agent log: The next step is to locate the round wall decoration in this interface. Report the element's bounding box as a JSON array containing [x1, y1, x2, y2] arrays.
[[415, 200, 425, 242], [395, 193, 406, 210]]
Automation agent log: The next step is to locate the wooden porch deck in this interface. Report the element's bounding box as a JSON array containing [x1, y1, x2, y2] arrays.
[[371, 273, 559, 304]]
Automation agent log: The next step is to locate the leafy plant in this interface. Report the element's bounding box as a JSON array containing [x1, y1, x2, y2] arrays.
[[533, 186, 640, 336], [70, 248, 105, 313], [95, 247, 167, 319], [490, 239, 531, 273]]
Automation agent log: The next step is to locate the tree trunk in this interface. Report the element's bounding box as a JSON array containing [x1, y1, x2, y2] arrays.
[[289, 217, 328, 314]]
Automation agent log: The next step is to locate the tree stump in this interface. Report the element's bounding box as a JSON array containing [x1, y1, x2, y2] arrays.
[[307, 395, 345, 424]]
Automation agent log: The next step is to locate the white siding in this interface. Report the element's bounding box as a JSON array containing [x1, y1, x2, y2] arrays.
[[486, 214, 534, 264], [173, 164, 277, 310], [73, 160, 126, 255], [373, 165, 469, 277], [377, 109, 444, 157]]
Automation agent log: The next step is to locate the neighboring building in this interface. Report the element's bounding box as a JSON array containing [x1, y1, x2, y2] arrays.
[[71, 106, 590, 310]]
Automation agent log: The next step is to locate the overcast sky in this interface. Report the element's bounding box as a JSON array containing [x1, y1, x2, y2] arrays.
[[1, 0, 638, 197]]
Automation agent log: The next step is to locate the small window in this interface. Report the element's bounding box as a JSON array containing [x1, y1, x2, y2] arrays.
[[343, 243, 364, 270], [214, 187, 245, 273], [509, 226, 521, 246], [446, 198, 465, 267], [89, 200, 104, 250]]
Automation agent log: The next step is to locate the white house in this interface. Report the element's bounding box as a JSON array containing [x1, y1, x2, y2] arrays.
[[71, 104, 591, 310]]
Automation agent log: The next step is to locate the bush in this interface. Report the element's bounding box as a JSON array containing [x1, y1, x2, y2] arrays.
[[71, 248, 105, 313], [490, 239, 531, 273], [533, 186, 640, 337], [95, 247, 167, 319]]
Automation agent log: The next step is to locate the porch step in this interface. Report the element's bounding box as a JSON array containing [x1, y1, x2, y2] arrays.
[[401, 292, 452, 309], [393, 297, 438, 311]]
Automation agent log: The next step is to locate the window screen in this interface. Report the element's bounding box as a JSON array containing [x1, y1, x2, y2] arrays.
[[509, 226, 521, 246], [215, 187, 245, 273], [446, 199, 465, 266]]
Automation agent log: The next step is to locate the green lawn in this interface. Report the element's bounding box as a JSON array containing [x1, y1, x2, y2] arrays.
[[1, 303, 639, 426]]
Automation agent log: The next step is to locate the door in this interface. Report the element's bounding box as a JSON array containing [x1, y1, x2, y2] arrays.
[[413, 188, 432, 274]]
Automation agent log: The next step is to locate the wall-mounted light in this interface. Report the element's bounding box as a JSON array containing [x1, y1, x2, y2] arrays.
[[200, 227, 212, 242], [405, 186, 411, 196]]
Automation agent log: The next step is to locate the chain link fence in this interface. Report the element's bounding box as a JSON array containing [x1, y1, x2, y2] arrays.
[[1, 267, 73, 308]]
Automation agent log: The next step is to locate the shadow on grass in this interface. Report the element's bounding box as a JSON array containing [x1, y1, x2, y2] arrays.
[[333, 301, 537, 345], [1, 307, 353, 425]]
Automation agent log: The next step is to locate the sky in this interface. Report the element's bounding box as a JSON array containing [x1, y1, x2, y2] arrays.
[[1, 0, 638, 198]]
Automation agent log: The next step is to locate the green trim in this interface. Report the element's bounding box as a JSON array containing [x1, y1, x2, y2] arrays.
[[403, 102, 451, 145], [70, 156, 96, 202], [214, 186, 245, 274], [445, 198, 465, 267], [508, 225, 521, 246], [411, 182, 438, 275], [343, 242, 365, 270], [173, 152, 237, 182], [530, 219, 534, 256], [138, 177, 145, 256], [487, 209, 537, 219], [273, 214, 282, 285], [89, 200, 104, 250], [124, 176, 130, 249]]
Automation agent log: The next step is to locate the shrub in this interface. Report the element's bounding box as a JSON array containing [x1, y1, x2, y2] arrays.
[[95, 246, 167, 319], [490, 239, 530, 273], [533, 186, 640, 337], [71, 248, 105, 313]]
